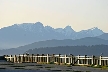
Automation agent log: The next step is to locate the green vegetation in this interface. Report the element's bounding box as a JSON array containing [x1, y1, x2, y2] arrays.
[[63, 63, 67, 65], [87, 64, 108, 70], [67, 65, 72, 67], [48, 61, 55, 64], [86, 71, 91, 72], [40, 62, 47, 64], [93, 65, 102, 68], [101, 66, 108, 70]]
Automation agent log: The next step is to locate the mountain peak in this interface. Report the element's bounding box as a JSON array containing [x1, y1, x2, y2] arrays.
[[64, 25, 72, 30], [33, 22, 44, 28], [90, 27, 103, 33], [64, 25, 75, 32], [91, 27, 99, 30], [65, 25, 71, 28], [35, 22, 43, 25]]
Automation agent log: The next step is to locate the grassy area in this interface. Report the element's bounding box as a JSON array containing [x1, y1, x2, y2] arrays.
[[86, 64, 108, 70]]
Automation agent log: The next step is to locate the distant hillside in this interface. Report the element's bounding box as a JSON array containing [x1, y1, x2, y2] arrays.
[[97, 33, 108, 40], [17, 37, 108, 51], [0, 22, 104, 49], [26, 45, 108, 56], [0, 37, 108, 55]]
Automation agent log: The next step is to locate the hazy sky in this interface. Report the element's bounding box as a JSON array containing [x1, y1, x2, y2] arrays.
[[0, 0, 108, 32]]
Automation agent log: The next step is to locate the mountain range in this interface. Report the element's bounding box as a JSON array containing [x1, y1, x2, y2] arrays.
[[0, 22, 106, 49], [0, 37, 108, 55], [26, 45, 108, 56]]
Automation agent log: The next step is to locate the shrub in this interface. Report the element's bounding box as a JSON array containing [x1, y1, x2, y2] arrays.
[[90, 64, 95, 67], [67, 65, 72, 67], [48, 61, 55, 64], [93, 65, 102, 68]]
